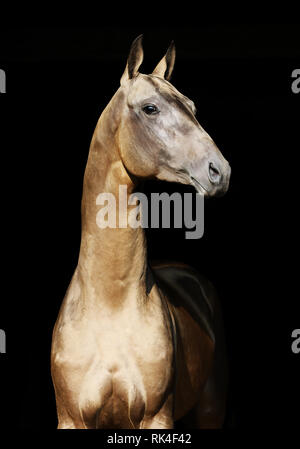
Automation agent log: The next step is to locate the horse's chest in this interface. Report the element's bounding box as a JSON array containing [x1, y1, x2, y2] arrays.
[[54, 308, 174, 427], [78, 353, 147, 428]]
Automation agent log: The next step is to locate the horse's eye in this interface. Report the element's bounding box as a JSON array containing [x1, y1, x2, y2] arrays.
[[142, 104, 159, 115]]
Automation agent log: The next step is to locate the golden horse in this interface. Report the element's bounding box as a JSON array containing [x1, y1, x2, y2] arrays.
[[51, 35, 231, 429]]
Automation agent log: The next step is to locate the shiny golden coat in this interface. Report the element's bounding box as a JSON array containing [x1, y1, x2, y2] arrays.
[[51, 36, 230, 429]]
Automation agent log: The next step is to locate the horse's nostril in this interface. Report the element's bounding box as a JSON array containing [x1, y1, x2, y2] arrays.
[[208, 161, 222, 184]]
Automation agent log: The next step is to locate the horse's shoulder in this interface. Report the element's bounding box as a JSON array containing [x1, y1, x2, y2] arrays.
[[150, 260, 217, 342]]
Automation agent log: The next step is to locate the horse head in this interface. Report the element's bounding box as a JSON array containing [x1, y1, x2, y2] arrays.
[[116, 35, 231, 197]]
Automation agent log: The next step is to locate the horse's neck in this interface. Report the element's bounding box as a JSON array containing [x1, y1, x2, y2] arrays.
[[77, 103, 148, 308]]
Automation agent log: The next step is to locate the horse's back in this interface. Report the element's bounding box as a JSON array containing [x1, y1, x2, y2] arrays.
[[151, 261, 228, 424], [151, 261, 216, 342]]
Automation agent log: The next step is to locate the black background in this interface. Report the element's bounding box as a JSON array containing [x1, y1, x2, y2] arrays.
[[0, 25, 299, 437]]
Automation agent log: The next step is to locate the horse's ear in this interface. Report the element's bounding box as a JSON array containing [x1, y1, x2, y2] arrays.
[[120, 35, 144, 86], [152, 41, 176, 81]]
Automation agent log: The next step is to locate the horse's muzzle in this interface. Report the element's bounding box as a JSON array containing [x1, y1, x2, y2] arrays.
[[207, 159, 231, 197]]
